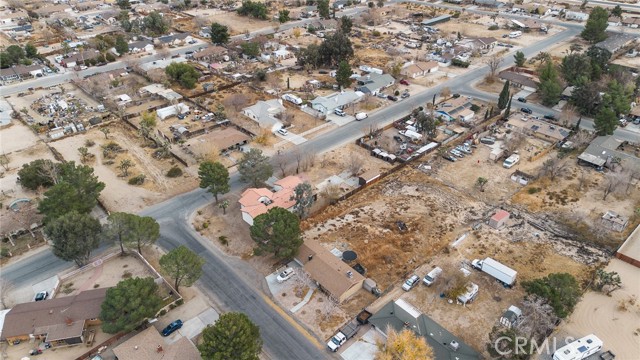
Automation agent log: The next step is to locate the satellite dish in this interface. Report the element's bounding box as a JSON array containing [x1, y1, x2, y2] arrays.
[[342, 250, 357, 262]]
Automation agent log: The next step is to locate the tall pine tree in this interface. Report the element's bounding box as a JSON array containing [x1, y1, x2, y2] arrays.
[[503, 96, 512, 119], [498, 81, 510, 110]]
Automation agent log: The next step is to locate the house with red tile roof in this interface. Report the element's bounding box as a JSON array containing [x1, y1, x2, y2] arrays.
[[239, 176, 303, 225]]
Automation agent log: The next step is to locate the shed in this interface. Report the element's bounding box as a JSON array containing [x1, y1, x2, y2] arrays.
[[499, 305, 522, 328], [616, 224, 640, 267], [358, 169, 381, 186], [489, 210, 510, 229], [602, 210, 628, 232]]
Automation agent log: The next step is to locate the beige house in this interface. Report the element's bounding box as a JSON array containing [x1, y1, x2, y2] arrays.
[[401, 61, 439, 78], [295, 240, 365, 303]]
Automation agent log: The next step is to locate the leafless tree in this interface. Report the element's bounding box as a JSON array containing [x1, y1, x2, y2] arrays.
[[223, 93, 249, 112], [347, 155, 364, 177], [292, 270, 313, 297], [275, 153, 288, 177], [38, 160, 62, 185], [577, 169, 588, 191], [294, 149, 303, 174], [267, 72, 283, 95], [276, 110, 294, 127], [304, 151, 316, 170], [157, 46, 171, 60], [319, 294, 339, 321], [503, 132, 526, 154], [602, 171, 625, 200], [539, 157, 568, 181], [560, 104, 578, 127], [571, 130, 593, 149], [321, 183, 342, 204], [9, 201, 40, 238], [194, 16, 209, 28], [0, 153, 9, 171], [485, 54, 502, 82], [517, 295, 559, 341], [440, 87, 451, 100], [0, 279, 15, 310]]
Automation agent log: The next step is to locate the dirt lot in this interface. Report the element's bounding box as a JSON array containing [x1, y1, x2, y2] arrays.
[[49, 123, 197, 213], [184, 9, 274, 35]]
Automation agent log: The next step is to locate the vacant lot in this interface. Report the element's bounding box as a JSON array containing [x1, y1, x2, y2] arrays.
[[50, 123, 197, 213]]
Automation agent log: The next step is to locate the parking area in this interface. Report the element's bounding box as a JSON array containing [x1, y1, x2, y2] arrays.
[[339, 326, 384, 360]]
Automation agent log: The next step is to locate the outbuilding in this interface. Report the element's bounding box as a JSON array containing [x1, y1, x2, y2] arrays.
[[489, 210, 510, 229]]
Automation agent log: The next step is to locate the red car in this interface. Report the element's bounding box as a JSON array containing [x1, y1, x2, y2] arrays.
[[400, 79, 409, 85]]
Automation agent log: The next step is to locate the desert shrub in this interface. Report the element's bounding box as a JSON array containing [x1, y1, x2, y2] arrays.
[[85, 139, 96, 147], [102, 141, 123, 159], [166, 166, 183, 178], [372, 30, 381, 37], [175, 299, 184, 306], [470, 104, 481, 112], [527, 187, 540, 194], [488, 25, 499, 30], [128, 174, 146, 185], [0, 248, 10, 258]]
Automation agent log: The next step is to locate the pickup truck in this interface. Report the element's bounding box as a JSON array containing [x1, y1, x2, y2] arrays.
[[327, 320, 359, 352]]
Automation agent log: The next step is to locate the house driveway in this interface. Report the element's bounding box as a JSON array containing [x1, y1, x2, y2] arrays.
[[339, 326, 383, 360], [274, 131, 307, 146], [327, 113, 355, 126]]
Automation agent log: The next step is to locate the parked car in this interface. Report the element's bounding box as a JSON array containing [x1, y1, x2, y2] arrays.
[[276, 267, 295, 283], [387, 95, 398, 101], [442, 154, 457, 162], [34, 291, 48, 302], [520, 107, 533, 114], [177, 114, 186, 120], [277, 128, 289, 136], [376, 93, 386, 98], [399, 79, 409, 85], [393, 135, 405, 143], [517, 97, 527, 103], [355, 112, 368, 121], [334, 108, 346, 116], [402, 275, 420, 291], [452, 93, 461, 98], [543, 114, 556, 120], [423, 267, 443, 286], [401, 92, 410, 99], [161, 320, 183, 336]]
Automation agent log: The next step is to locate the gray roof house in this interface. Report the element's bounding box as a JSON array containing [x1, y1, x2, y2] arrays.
[[242, 99, 285, 131], [311, 90, 363, 114], [578, 136, 640, 173], [595, 33, 637, 54], [369, 299, 480, 360], [355, 73, 395, 95]]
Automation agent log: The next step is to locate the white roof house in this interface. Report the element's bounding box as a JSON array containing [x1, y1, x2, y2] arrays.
[[242, 99, 285, 131], [310, 91, 363, 114], [115, 94, 132, 106], [156, 103, 189, 120]]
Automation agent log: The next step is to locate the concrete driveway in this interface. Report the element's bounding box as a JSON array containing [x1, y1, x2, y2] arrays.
[[340, 326, 383, 360]]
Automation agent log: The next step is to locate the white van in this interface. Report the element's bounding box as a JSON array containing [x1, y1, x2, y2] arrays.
[[355, 112, 368, 121], [282, 93, 302, 105], [423, 267, 442, 286], [503, 154, 520, 169], [509, 31, 522, 38]]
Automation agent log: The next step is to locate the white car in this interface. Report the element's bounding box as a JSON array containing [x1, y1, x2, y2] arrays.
[[277, 128, 288, 136], [402, 275, 420, 291], [276, 268, 295, 283], [334, 108, 346, 117], [355, 112, 368, 121], [423, 267, 442, 286], [34, 291, 48, 301]]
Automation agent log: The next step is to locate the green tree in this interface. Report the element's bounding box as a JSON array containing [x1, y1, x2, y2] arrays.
[[238, 149, 273, 187], [100, 277, 162, 333], [335, 60, 353, 89], [118, 159, 134, 177], [38, 162, 105, 222], [165, 62, 199, 89], [522, 273, 581, 318], [140, 111, 157, 129], [538, 61, 563, 106], [611, 5, 623, 18], [586, 46, 611, 80], [143, 11, 170, 36], [571, 83, 601, 115], [45, 211, 101, 267], [560, 53, 592, 86], [4, 45, 25, 65], [317, 0, 330, 18], [593, 106, 618, 135], [291, 182, 314, 219], [475, 177, 488, 192], [278, 9, 290, 23], [250, 207, 302, 259], [237, 0, 268, 19], [210, 22, 230, 44], [592, 269, 622, 295], [159, 245, 205, 293], [198, 312, 262, 360], [319, 31, 354, 66], [497, 80, 510, 110], [117, 0, 131, 9], [603, 79, 632, 116], [513, 51, 526, 67], [198, 161, 230, 204], [504, 96, 512, 119], [17, 159, 59, 190], [240, 42, 260, 58], [78, 147, 90, 163], [296, 44, 321, 69], [415, 111, 436, 138], [104, 212, 136, 255], [115, 35, 129, 55], [581, 6, 609, 43], [339, 15, 353, 33], [24, 43, 38, 58]]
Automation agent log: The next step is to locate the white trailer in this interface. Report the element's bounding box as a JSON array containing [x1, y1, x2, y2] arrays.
[[472, 257, 517, 287], [552, 334, 603, 360]]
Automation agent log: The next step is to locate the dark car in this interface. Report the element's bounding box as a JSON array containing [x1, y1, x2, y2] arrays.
[[543, 114, 556, 120], [387, 95, 398, 101], [161, 320, 183, 336], [400, 79, 409, 85], [517, 97, 527, 103], [34, 291, 48, 301], [442, 154, 457, 162], [393, 135, 404, 143], [452, 93, 461, 98], [521, 107, 533, 114]]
